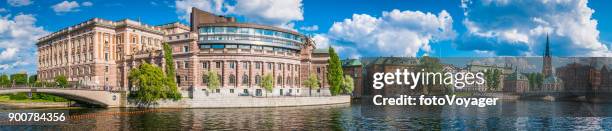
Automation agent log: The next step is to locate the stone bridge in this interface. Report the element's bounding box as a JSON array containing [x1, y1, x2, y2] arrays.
[[0, 87, 125, 107]]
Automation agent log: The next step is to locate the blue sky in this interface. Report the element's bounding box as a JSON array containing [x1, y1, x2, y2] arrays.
[[1, 0, 612, 74]]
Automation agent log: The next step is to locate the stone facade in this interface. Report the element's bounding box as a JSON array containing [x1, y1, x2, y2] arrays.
[[37, 8, 330, 97]]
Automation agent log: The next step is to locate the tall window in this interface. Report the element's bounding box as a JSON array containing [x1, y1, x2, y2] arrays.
[[183, 46, 189, 52], [218, 74, 223, 85], [255, 62, 261, 69], [287, 76, 291, 85], [268, 63, 272, 70], [243, 62, 248, 69], [229, 74, 236, 84], [216, 62, 221, 68], [255, 75, 261, 84], [202, 74, 208, 84], [242, 74, 249, 85], [229, 62, 235, 69], [277, 76, 283, 85], [202, 62, 208, 69]]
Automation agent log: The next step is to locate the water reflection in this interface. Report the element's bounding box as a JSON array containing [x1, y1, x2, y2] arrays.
[[1, 101, 612, 130]]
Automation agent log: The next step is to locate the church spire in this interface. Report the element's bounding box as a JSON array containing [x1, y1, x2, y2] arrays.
[[545, 34, 551, 57]]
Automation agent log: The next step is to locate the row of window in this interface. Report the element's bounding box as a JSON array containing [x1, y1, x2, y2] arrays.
[[207, 89, 302, 95], [198, 61, 300, 71], [199, 26, 303, 42], [199, 44, 298, 53], [199, 35, 300, 47], [201, 74, 300, 86]]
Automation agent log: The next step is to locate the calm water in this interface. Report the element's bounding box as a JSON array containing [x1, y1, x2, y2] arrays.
[[1, 100, 612, 130]]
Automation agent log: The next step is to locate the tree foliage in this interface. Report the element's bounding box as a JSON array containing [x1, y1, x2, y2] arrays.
[[485, 69, 501, 91], [341, 75, 354, 94], [54, 75, 68, 88], [327, 47, 344, 96], [129, 62, 181, 104], [29, 75, 37, 85], [527, 73, 543, 90], [261, 74, 274, 94], [10, 73, 28, 86], [303, 73, 320, 96], [162, 43, 181, 100], [206, 71, 220, 91], [0, 74, 9, 87]]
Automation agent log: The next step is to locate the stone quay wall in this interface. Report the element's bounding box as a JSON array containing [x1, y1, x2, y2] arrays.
[[127, 95, 350, 108]]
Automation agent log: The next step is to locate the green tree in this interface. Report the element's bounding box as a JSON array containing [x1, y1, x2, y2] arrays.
[[162, 43, 181, 100], [129, 62, 181, 104], [206, 71, 220, 92], [485, 69, 501, 91], [303, 73, 320, 96], [10, 73, 28, 86], [327, 47, 344, 96], [54, 75, 68, 88], [260, 74, 274, 96], [341, 75, 354, 95], [28, 75, 37, 86], [0, 74, 9, 87]]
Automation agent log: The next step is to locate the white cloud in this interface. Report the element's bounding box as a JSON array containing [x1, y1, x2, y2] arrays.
[[299, 25, 318, 31], [227, 0, 303, 28], [82, 1, 93, 7], [312, 34, 330, 49], [51, 1, 81, 13], [174, 0, 304, 29], [7, 0, 32, 7], [0, 8, 7, 13], [459, 0, 612, 57], [327, 9, 455, 57], [0, 14, 48, 73]]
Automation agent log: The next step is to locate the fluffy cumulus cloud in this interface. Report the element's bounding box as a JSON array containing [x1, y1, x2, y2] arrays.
[[82, 1, 93, 7], [299, 25, 318, 31], [459, 0, 612, 56], [0, 14, 48, 73], [51, 1, 81, 13], [326, 9, 455, 57], [7, 0, 32, 7], [174, 0, 303, 28]]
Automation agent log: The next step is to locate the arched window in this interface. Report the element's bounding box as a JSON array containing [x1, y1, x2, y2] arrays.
[[242, 74, 249, 85], [202, 74, 208, 84], [255, 75, 261, 84], [218, 74, 223, 85], [229, 74, 236, 84], [277, 76, 283, 85]]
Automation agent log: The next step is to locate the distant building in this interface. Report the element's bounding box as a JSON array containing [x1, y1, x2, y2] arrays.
[[341, 59, 363, 98], [543, 76, 563, 91], [600, 65, 612, 92], [503, 69, 529, 93], [541, 35, 563, 92], [556, 62, 599, 92]]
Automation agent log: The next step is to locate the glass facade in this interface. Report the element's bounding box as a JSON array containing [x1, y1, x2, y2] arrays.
[[199, 26, 303, 42], [198, 26, 303, 51]]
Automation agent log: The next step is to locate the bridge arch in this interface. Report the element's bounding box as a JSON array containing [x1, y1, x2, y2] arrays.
[[0, 88, 123, 107]]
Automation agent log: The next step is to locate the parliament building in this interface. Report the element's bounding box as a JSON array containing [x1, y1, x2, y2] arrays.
[[36, 8, 330, 96]]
